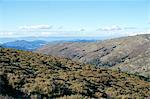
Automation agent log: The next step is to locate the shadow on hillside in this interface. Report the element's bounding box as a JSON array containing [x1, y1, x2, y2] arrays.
[[0, 73, 29, 98]]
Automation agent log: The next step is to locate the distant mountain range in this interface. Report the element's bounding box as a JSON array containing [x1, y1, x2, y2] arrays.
[[0, 36, 101, 43], [36, 34, 150, 78], [0, 39, 97, 51], [1, 40, 47, 51]]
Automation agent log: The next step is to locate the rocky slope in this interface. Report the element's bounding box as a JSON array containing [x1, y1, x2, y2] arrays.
[[36, 34, 150, 77], [0, 48, 150, 98]]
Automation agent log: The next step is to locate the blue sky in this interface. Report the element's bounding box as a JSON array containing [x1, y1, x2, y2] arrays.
[[0, 0, 150, 38]]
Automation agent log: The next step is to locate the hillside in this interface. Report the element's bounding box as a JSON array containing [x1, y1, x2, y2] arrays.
[[2, 40, 47, 51], [0, 48, 150, 98], [36, 34, 150, 77]]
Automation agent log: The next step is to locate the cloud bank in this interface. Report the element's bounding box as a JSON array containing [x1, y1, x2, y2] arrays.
[[19, 25, 53, 30], [97, 25, 122, 31], [97, 25, 137, 31], [0, 24, 148, 38]]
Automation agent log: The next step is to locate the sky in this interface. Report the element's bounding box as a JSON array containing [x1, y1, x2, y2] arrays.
[[0, 0, 150, 38]]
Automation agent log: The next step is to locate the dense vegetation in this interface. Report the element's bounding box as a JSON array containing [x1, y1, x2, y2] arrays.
[[0, 48, 150, 98], [36, 34, 150, 78]]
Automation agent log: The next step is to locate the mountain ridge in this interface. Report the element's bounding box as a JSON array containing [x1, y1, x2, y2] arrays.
[[2, 40, 47, 51], [36, 34, 150, 77]]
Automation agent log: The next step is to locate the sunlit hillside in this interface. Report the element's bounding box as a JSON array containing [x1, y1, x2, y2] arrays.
[[0, 48, 150, 98]]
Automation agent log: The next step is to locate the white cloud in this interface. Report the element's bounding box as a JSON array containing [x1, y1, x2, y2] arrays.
[[79, 28, 86, 32], [97, 25, 122, 31], [124, 27, 136, 30], [123, 29, 150, 36], [19, 25, 53, 30], [0, 25, 148, 38], [40, 31, 61, 37], [0, 32, 14, 37], [97, 25, 137, 31], [147, 29, 150, 33], [58, 26, 63, 29], [128, 32, 148, 36]]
